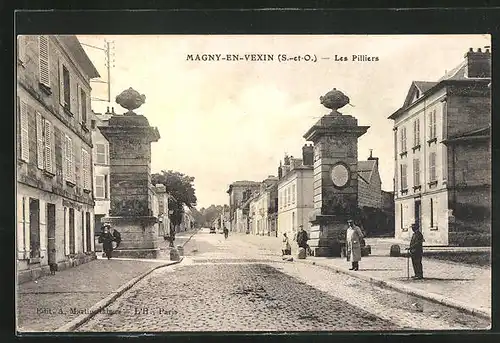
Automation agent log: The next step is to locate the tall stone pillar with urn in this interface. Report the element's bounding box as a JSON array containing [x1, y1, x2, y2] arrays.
[[304, 88, 369, 257], [99, 88, 162, 258]]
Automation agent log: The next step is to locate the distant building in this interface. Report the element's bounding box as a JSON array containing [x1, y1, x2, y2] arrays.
[[226, 180, 261, 232], [277, 145, 314, 238], [249, 176, 279, 236], [17, 35, 100, 282], [357, 150, 382, 209], [388, 47, 491, 246]]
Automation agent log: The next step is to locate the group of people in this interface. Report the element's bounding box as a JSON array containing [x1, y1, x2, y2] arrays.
[[280, 219, 425, 279]]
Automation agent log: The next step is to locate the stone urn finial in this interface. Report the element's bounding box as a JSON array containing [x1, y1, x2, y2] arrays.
[[115, 87, 146, 115], [319, 88, 350, 113]]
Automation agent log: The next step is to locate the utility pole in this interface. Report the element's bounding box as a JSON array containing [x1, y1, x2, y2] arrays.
[[81, 39, 115, 105]]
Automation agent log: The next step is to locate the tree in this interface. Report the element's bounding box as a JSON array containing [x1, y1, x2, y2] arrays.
[[152, 170, 197, 229]]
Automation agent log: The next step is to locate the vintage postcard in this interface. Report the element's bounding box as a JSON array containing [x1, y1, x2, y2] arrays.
[[16, 34, 491, 332]]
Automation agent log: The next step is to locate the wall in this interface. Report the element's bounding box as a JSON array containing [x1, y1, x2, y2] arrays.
[[358, 167, 382, 208]]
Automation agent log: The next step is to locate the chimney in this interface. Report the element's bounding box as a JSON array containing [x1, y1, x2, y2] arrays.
[[278, 161, 283, 179], [367, 149, 379, 167], [302, 144, 314, 166], [106, 106, 110, 114], [464, 47, 491, 78], [284, 155, 290, 166], [111, 107, 115, 114]]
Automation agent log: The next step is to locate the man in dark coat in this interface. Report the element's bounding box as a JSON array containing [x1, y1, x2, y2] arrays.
[[110, 227, 121, 249], [295, 225, 309, 250], [409, 223, 424, 279], [98, 224, 115, 260]]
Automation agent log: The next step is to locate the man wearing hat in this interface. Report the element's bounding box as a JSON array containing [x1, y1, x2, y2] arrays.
[[98, 224, 121, 259], [295, 225, 309, 251], [346, 219, 364, 271], [409, 223, 424, 279]]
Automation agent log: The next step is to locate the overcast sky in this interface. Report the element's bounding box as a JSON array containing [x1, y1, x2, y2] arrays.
[[79, 34, 490, 209]]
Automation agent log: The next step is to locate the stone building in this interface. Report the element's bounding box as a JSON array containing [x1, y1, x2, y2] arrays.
[[277, 145, 314, 238], [226, 180, 261, 232], [90, 107, 113, 233], [357, 151, 382, 209], [249, 176, 279, 236], [388, 47, 491, 246], [17, 35, 99, 282]]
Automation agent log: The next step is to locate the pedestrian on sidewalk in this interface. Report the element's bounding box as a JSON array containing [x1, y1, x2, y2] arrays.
[[98, 224, 115, 260], [296, 225, 309, 253], [282, 233, 291, 255], [346, 219, 364, 271], [409, 223, 424, 279], [223, 226, 229, 239]]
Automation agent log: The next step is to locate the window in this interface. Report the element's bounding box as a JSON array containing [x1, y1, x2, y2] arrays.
[[18, 35, 27, 64], [95, 175, 106, 199], [429, 109, 437, 140], [64, 135, 75, 183], [62, 66, 71, 108], [44, 120, 54, 174], [82, 149, 90, 190], [413, 118, 420, 147], [430, 198, 434, 228], [91, 120, 96, 129], [29, 198, 41, 259], [36, 113, 54, 173], [400, 204, 403, 229], [69, 208, 75, 254], [19, 100, 29, 162], [39, 36, 50, 87], [400, 164, 407, 190], [400, 126, 407, 153], [292, 184, 296, 204], [429, 152, 437, 182], [96, 143, 107, 164], [36, 112, 44, 169], [80, 88, 87, 124], [413, 159, 420, 187]]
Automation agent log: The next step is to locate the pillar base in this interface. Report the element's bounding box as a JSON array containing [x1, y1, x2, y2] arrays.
[[101, 216, 162, 258], [308, 215, 349, 257]]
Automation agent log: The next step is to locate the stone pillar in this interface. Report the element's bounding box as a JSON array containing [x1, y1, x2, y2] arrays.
[[99, 89, 162, 258], [303, 90, 369, 257]]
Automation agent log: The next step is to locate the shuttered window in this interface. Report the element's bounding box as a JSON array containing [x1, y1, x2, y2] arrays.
[[36, 112, 44, 169], [80, 87, 87, 124], [400, 164, 407, 190], [429, 152, 437, 182], [82, 149, 90, 190], [413, 118, 420, 146], [44, 120, 54, 173], [95, 143, 107, 164], [63, 66, 71, 108], [413, 159, 420, 186], [95, 175, 105, 199], [64, 135, 75, 183], [400, 126, 407, 152], [39, 36, 50, 87], [20, 101, 29, 162], [429, 110, 437, 139]]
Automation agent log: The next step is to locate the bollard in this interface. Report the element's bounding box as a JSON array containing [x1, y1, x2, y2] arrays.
[[390, 244, 401, 257], [297, 247, 306, 259], [176, 245, 184, 256], [170, 248, 180, 261]]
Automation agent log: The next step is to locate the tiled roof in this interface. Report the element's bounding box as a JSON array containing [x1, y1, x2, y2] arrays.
[[357, 160, 377, 184]]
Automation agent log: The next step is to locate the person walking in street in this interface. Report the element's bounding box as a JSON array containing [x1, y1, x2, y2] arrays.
[[98, 224, 116, 260], [223, 226, 229, 239], [409, 223, 424, 279], [346, 219, 364, 271], [282, 232, 291, 255], [110, 226, 122, 249], [296, 225, 309, 250]]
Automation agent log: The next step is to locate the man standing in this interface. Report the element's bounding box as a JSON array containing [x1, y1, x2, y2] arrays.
[[346, 219, 364, 271], [409, 223, 424, 279], [296, 225, 309, 250], [223, 225, 229, 239]]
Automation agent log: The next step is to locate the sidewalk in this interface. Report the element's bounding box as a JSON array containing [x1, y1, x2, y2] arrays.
[[236, 233, 491, 319], [17, 232, 198, 332]]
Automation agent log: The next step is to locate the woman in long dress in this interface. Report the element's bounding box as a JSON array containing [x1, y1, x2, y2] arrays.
[[346, 219, 364, 271], [282, 233, 291, 256]]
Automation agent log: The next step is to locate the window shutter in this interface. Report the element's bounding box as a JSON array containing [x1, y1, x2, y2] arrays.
[[64, 208, 70, 255], [38, 36, 50, 87], [71, 140, 76, 183], [59, 59, 65, 106], [20, 101, 29, 162], [44, 120, 53, 173], [36, 112, 44, 169], [76, 84, 81, 122], [82, 149, 89, 190]]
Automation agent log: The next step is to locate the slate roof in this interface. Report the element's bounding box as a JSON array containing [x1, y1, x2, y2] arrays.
[[357, 160, 377, 184]]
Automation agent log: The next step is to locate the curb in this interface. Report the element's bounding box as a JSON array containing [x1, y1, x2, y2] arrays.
[[296, 258, 491, 320], [54, 257, 184, 332], [181, 230, 198, 247]]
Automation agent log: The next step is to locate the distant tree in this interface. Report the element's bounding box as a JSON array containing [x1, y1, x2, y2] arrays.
[[152, 170, 197, 229]]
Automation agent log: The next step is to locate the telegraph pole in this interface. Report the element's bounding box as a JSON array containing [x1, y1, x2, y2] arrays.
[[81, 39, 115, 105]]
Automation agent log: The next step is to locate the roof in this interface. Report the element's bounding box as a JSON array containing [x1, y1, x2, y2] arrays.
[[58, 36, 100, 79], [389, 57, 490, 120], [357, 160, 377, 184], [442, 125, 490, 144]]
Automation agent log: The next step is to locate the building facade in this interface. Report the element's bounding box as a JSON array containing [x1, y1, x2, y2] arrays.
[[357, 151, 383, 209], [249, 176, 279, 236], [17, 35, 100, 282], [227, 181, 261, 233], [277, 146, 314, 238], [389, 47, 491, 246], [90, 108, 113, 233]]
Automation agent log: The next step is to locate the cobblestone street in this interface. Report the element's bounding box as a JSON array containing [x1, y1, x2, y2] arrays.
[[76, 230, 490, 332]]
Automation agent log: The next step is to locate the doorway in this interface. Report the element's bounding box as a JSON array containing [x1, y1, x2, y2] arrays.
[[29, 198, 40, 258], [69, 208, 75, 254], [86, 212, 92, 252], [414, 200, 421, 231], [47, 203, 56, 264]]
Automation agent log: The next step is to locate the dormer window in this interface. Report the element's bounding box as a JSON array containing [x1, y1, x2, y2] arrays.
[[412, 89, 420, 103]]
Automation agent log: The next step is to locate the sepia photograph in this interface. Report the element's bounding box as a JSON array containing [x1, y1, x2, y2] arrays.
[[15, 33, 491, 332]]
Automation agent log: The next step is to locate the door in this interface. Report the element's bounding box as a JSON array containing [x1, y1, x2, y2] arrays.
[[47, 203, 56, 264], [29, 198, 40, 258], [69, 208, 75, 254], [86, 212, 92, 252], [414, 200, 421, 231]]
